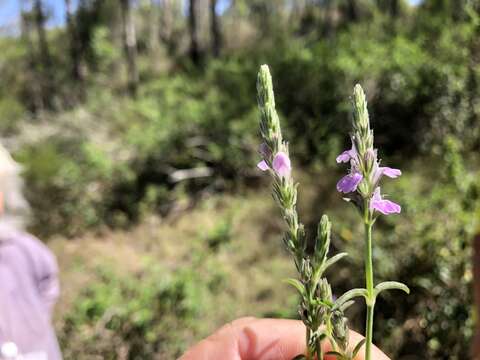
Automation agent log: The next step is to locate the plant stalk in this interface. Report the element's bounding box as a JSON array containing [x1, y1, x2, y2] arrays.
[[306, 327, 312, 360], [316, 337, 323, 360], [364, 205, 374, 360]]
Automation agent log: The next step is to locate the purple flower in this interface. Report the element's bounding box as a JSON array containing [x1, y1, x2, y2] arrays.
[[272, 151, 291, 177], [336, 143, 363, 193], [370, 187, 401, 215], [380, 167, 401, 178], [257, 160, 269, 171], [336, 150, 353, 163], [372, 166, 402, 184], [257, 151, 292, 178], [336, 143, 357, 164], [336, 172, 363, 193]]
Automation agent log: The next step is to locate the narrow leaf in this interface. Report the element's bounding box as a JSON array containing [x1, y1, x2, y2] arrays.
[[339, 300, 355, 312], [313, 298, 334, 308], [322, 252, 348, 272], [374, 281, 410, 298], [325, 351, 343, 358], [334, 288, 368, 310], [352, 339, 366, 357], [291, 355, 307, 360], [283, 278, 306, 297]]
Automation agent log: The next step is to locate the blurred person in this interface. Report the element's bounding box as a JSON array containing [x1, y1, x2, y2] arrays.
[[0, 145, 62, 360], [179, 317, 390, 360]]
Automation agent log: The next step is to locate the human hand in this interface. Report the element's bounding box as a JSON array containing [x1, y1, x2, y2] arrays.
[[179, 317, 390, 360]]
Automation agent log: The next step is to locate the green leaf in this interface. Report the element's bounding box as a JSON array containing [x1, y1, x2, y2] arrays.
[[283, 278, 306, 297], [325, 351, 344, 358], [321, 252, 348, 273], [334, 288, 368, 310], [352, 339, 366, 357], [318, 332, 327, 341], [291, 355, 307, 360], [374, 281, 410, 298], [313, 298, 334, 308], [339, 300, 355, 312]]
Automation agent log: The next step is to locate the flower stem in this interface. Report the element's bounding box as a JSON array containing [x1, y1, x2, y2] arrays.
[[364, 205, 374, 360], [316, 337, 323, 360], [306, 327, 312, 360]]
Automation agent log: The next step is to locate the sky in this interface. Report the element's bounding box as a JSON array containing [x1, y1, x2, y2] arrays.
[[0, 0, 422, 35]]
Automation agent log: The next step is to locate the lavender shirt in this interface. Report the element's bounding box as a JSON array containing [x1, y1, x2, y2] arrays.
[[0, 226, 62, 359]]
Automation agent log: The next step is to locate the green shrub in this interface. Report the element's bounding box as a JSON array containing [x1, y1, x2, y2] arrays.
[[59, 264, 205, 359], [16, 136, 116, 236]]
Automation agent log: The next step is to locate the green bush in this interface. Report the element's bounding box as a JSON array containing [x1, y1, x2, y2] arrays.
[[59, 264, 205, 359], [266, 23, 479, 161], [0, 97, 26, 134], [13, 66, 262, 236], [16, 134, 117, 236]]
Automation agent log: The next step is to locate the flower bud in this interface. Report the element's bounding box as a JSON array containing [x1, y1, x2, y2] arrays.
[[259, 142, 272, 159], [317, 278, 332, 302], [332, 312, 349, 351], [301, 258, 312, 280], [316, 215, 331, 263], [257, 65, 276, 109], [352, 84, 370, 133], [364, 149, 377, 174]]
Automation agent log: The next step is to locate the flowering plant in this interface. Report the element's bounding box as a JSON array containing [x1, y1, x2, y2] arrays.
[[256, 65, 409, 360]]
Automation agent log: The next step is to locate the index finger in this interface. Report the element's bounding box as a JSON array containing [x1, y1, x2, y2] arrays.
[[179, 317, 390, 360]]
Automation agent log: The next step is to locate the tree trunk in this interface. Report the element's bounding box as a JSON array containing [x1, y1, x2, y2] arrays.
[[188, 0, 201, 65], [120, 0, 139, 95], [33, 0, 53, 107], [20, 9, 44, 113], [376, 0, 399, 17], [345, 0, 358, 22], [160, 0, 172, 45], [390, 0, 399, 18], [33, 0, 52, 72], [65, 0, 83, 81], [209, 0, 222, 57], [323, 0, 337, 39], [149, 0, 160, 51]]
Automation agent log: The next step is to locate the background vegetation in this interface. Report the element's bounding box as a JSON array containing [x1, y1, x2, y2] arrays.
[[1, 0, 480, 358]]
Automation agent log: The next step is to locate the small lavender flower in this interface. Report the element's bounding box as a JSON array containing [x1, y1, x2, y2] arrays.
[[378, 167, 401, 178], [336, 151, 354, 164], [257, 151, 292, 178], [257, 159, 269, 171], [370, 187, 401, 215], [336, 172, 363, 194], [272, 151, 291, 177]]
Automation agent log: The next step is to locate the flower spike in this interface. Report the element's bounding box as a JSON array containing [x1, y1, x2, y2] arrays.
[[256, 65, 352, 360], [336, 84, 408, 360]]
